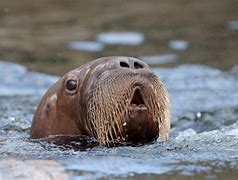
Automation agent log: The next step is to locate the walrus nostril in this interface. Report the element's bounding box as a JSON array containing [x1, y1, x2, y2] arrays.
[[134, 61, 144, 69], [131, 88, 145, 105], [120, 61, 130, 68]]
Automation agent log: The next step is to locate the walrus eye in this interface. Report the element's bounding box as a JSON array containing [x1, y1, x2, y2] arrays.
[[66, 80, 77, 91]]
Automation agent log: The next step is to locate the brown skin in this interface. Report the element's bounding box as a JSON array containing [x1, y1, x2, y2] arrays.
[[30, 56, 170, 147]]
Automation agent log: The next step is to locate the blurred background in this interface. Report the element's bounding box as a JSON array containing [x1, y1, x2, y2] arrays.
[[0, 0, 237, 75]]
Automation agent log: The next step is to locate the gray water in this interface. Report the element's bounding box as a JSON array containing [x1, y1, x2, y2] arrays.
[[0, 61, 238, 179]]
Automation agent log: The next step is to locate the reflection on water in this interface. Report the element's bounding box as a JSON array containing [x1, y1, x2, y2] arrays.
[[169, 40, 189, 51], [68, 32, 145, 52], [139, 54, 177, 65], [96, 32, 145, 45], [227, 20, 238, 30], [68, 41, 105, 52]]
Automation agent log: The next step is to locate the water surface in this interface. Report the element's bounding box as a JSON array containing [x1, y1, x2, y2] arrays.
[[0, 0, 237, 75], [1, 62, 238, 179]]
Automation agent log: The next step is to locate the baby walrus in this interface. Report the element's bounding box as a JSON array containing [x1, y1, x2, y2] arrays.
[[30, 56, 170, 147]]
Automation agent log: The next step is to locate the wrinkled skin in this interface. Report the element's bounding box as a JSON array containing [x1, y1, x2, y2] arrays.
[[30, 57, 170, 147]]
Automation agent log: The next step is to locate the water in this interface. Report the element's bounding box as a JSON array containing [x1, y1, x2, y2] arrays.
[[139, 54, 178, 65], [0, 0, 237, 75], [169, 40, 189, 51], [1, 61, 238, 179], [227, 20, 238, 30], [68, 32, 145, 52], [0, 61, 58, 96], [68, 41, 105, 52], [96, 32, 145, 45]]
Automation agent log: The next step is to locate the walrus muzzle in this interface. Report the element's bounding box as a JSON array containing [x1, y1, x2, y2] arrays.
[[85, 68, 169, 146]]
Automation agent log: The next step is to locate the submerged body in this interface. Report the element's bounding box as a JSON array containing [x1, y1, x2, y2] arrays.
[[30, 57, 170, 147]]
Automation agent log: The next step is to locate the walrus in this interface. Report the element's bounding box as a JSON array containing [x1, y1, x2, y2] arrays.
[[30, 56, 170, 147]]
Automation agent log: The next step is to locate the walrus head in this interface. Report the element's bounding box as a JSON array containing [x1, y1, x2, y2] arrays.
[[30, 56, 170, 147]]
